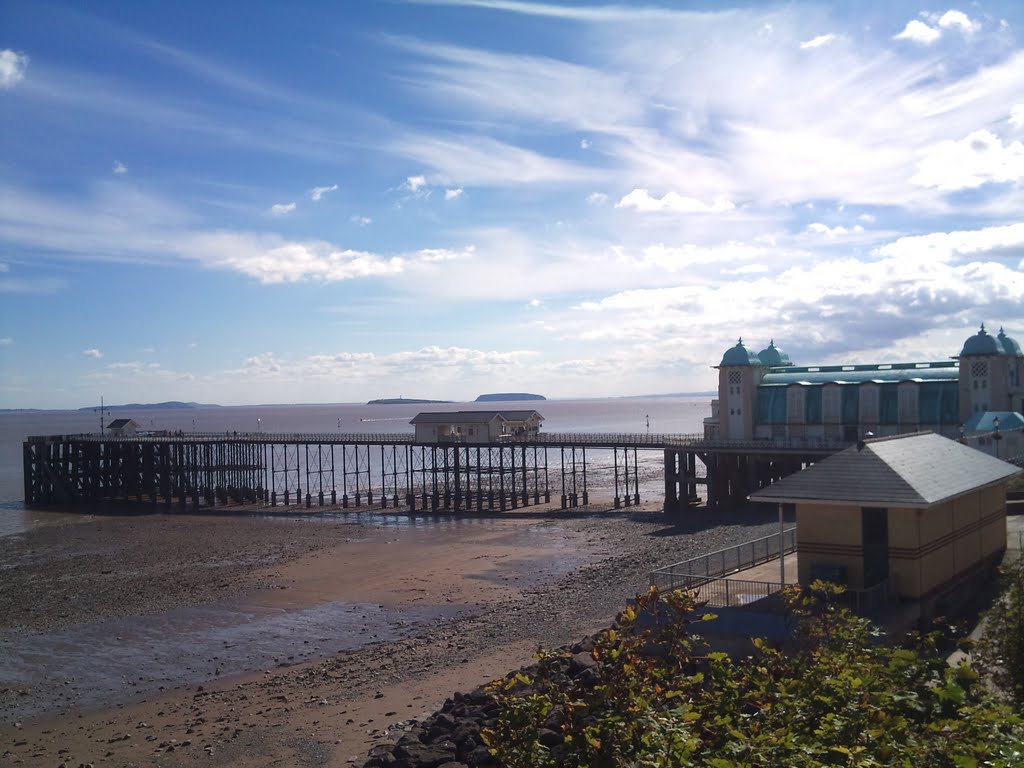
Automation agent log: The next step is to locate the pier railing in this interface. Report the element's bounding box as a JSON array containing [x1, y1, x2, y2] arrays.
[[27, 431, 705, 449], [649, 527, 797, 592], [665, 436, 853, 452], [28, 432, 416, 444]]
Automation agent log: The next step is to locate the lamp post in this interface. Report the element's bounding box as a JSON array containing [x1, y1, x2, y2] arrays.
[[993, 415, 1003, 459]]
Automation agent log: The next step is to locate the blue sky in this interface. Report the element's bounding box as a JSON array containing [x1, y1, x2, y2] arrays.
[[1, 0, 1023, 409]]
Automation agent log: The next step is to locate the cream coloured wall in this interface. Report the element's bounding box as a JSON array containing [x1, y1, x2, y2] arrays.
[[795, 484, 1010, 601], [886, 506, 921, 598], [796, 503, 864, 589]]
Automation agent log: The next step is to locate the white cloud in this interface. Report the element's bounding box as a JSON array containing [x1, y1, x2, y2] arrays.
[[392, 133, 598, 186], [83, 348, 103, 359], [858, 213, 876, 223], [894, 19, 941, 44], [308, 184, 338, 201], [182, 231, 477, 284], [580, 138, 591, 149], [911, 129, 1024, 191], [0, 50, 29, 88], [243, 352, 281, 374], [937, 10, 980, 34], [800, 34, 836, 50], [107, 361, 161, 371], [0, 337, 13, 345], [404, 175, 427, 192], [893, 10, 978, 45], [1010, 104, 1024, 129], [444, 188, 464, 200], [269, 202, 296, 217], [616, 189, 735, 214], [586, 192, 608, 205], [350, 215, 372, 226], [112, 161, 128, 175], [806, 222, 865, 237], [874, 222, 1024, 264]]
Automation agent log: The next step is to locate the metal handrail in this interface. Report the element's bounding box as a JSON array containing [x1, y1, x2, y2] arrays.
[[650, 527, 797, 592], [661, 575, 792, 608]]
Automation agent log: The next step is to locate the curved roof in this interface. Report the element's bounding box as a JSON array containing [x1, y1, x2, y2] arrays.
[[998, 327, 1023, 357], [960, 324, 1006, 357], [760, 362, 959, 387], [963, 411, 1024, 434], [757, 340, 791, 366], [720, 338, 762, 366]]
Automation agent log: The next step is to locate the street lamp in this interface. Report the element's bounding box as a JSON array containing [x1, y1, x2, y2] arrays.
[[993, 415, 1003, 459], [257, 417, 262, 434]]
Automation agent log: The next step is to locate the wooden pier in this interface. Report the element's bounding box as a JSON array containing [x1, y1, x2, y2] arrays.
[[22, 432, 677, 513], [23, 431, 857, 513], [663, 437, 852, 513]]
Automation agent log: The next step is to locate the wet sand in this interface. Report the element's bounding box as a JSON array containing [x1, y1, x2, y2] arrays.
[[0, 501, 785, 767]]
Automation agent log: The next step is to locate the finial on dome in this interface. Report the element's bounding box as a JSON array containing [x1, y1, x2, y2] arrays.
[[980, 322, 987, 333], [769, 338, 775, 347], [738, 337, 743, 345]]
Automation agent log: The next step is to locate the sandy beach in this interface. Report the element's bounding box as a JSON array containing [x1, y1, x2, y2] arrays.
[[0, 501, 787, 767]]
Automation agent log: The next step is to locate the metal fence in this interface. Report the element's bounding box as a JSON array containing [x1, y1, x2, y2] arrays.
[[677, 577, 788, 608], [842, 578, 893, 617], [649, 527, 797, 592]]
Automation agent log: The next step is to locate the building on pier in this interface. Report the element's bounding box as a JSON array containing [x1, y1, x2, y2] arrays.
[[106, 418, 139, 437], [704, 324, 1024, 444], [410, 410, 544, 444]]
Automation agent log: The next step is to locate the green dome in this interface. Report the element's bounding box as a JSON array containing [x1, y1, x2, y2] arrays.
[[720, 338, 761, 366], [757, 339, 791, 366], [960, 324, 1006, 357], [998, 327, 1023, 357]]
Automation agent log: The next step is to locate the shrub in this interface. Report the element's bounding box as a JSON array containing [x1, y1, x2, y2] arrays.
[[976, 556, 1024, 710], [483, 584, 1024, 767]]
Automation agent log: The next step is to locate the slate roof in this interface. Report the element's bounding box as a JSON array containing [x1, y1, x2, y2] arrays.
[[409, 410, 544, 425], [106, 418, 137, 429], [749, 432, 1021, 508]]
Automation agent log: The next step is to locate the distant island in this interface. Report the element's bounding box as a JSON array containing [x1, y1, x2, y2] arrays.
[[367, 397, 454, 405], [475, 393, 546, 402], [76, 401, 219, 411]]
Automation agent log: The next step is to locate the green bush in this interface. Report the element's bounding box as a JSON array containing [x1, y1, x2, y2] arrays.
[[483, 584, 1024, 767], [976, 557, 1024, 710]]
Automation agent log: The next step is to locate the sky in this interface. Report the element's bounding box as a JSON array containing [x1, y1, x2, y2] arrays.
[[1, 0, 1023, 409]]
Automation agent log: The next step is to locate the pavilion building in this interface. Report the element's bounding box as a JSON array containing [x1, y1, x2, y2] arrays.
[[703, 324, 1024, 448]]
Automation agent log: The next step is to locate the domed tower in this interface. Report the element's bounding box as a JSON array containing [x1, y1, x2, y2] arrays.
[[997, 327, 1024, 414], [757, 339, 792, 367], [715, 338, 766, 440], [957, 324, 1007, 423]]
